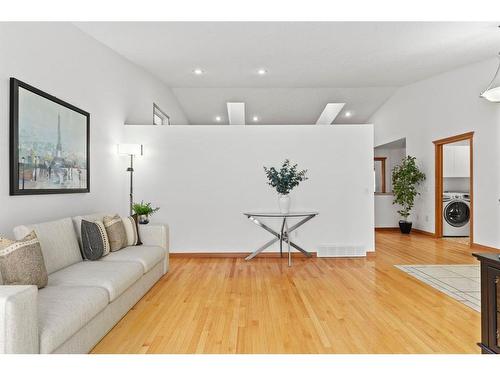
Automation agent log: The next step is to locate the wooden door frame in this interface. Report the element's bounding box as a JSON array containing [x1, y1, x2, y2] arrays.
[[433, 131, 474, 245]]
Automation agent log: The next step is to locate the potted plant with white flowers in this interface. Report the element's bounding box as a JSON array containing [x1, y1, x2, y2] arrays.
[[392, 156, 426, 234], [264, 159, 308, 213]]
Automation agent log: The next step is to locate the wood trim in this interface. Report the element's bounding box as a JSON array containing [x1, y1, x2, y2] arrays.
[[375, 227, 435, 236], [471, 242, 500, 253], [170, 252, 318, 258], [374, 157, 387, 193], [412, 228, 435, 236], [435, 143, 443, 238], [433, 131, 474, 245], [470, 136, 474, 245], [432, 131, 475, 145]]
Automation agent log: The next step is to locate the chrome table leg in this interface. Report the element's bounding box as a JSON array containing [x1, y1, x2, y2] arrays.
[[280, 218, 286, 257], [285, 218, 291, 266], [244, 213, 317, 262]]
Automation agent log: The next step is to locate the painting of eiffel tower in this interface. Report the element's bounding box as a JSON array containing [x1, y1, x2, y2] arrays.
[[10, 78, 90, 195]]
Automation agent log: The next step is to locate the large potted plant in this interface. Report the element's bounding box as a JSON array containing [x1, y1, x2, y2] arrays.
[[263, 159, 308, 213], [391, 156, 426, 234]]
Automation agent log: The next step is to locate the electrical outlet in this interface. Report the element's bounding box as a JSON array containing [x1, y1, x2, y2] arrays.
[[425, 215, 429, 222]]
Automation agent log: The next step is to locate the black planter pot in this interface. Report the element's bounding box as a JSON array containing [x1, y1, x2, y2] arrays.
[[399, 220, 412, 234]]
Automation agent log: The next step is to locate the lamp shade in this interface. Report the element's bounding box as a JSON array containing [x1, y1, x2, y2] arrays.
[[480, 86, 500, 102], [480, 53, 500, 103], [118, 143, 143, 156]]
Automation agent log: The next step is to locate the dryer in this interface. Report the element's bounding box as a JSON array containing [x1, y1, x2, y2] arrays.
[[443, 192, 470, 237]]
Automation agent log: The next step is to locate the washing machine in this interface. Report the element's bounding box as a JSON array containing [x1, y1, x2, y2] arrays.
[[443, 192, 470, 237]]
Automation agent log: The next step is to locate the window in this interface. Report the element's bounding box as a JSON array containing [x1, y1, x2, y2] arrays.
[[374, 157, 387, 193], [153, 103, 170, 125]]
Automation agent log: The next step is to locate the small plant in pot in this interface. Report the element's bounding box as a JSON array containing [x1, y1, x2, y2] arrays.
[[263, 159, 308, 213], [392, 156, 426, 234], [132, 201, 160, 224]]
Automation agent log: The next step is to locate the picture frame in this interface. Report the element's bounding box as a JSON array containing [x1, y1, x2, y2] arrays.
[[9, 78, 90, 195]]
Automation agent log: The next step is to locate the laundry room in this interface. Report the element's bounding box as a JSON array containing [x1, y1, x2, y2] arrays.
[[442, 139, 471, 241]]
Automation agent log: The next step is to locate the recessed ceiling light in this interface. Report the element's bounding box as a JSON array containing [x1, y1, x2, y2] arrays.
[[215, 116, 222, 122], [252, 116, 259, 122], [257, 69, 267, 75], [344, 111, 352, 118], [193, 68, 204, 75]]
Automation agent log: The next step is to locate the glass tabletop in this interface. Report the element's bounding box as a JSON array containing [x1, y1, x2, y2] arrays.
[[243, 212, 319, 218]]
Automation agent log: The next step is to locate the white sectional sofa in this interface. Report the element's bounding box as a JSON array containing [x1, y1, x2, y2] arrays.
[[0, 213, 169, 354]]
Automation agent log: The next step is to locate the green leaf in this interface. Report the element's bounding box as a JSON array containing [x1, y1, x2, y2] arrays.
[[391, 156, 426, 219], [263, 159, 308, 195]]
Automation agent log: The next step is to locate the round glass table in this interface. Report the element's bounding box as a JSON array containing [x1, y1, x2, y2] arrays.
[[243, 211, 319, 266]]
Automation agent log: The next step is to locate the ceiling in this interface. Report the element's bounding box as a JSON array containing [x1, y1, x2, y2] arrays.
[[375, 138, 406, 150], [171, 87, 395, 124], [75, 22, 500, 124]]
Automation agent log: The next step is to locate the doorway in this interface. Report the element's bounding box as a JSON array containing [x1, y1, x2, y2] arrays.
[[433, 132, 474, 245]]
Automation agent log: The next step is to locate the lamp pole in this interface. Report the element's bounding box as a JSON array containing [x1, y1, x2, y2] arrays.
[[127, 154, 134, 216], [118, 144, 142, 216]]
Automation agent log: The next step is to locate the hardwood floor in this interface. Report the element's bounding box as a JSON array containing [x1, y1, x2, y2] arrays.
[[91, 231, 484, 354]]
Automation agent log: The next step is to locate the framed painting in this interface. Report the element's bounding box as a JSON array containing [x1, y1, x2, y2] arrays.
[[9, 78, 90, 195]]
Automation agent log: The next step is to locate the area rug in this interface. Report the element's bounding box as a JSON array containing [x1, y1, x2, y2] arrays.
[[395, 264, 480, 312]]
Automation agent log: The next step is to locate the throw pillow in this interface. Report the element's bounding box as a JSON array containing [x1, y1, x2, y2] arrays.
[[0, 231, 48, 288], [103, 214, 127, 252], [122, 214, 142, 246], [81, 220, 110, 260]]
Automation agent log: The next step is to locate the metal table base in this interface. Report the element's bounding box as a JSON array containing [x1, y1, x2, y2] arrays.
[[243, 212, 318, 266]]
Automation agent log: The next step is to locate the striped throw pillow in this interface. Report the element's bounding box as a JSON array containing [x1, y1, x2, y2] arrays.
[[81, 220, 110, 260], [122, 215, 142, 246]]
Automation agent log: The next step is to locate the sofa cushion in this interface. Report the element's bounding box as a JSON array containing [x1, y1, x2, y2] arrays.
[[38, 286, 109, 354], [13, 218, 82, 275], [100, 245, 165, 273], [48, 261, 143, 302]]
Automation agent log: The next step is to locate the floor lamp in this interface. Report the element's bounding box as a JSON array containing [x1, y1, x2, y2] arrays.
[[118, 144, 143, 215]]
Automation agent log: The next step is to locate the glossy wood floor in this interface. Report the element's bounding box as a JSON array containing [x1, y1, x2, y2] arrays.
[[91, 231, 484, 354]]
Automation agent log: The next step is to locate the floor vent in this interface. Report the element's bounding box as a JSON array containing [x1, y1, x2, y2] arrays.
[[317, 245, 366, 258]]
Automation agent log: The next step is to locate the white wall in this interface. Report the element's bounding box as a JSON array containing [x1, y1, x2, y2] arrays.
[[444, 178, 470, 193], [375, 195, 401, 228], [374, 146, 405, 192], [374, 145, 405, 228], [370, 58, 500, 248], [0, 22, 189, 234], [124, 125, 375, 253]]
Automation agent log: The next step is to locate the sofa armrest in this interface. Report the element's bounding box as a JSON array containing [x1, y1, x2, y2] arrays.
[[138, 224, 169, 273], [0, 285, 39, 353]]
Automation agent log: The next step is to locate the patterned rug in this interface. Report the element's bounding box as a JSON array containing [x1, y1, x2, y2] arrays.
[[395, 264, 480, 312]]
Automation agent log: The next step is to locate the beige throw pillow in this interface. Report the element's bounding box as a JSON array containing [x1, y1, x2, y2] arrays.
[[103, 214, 127, 252], [0, 231, 48, 288]]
